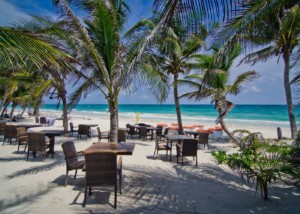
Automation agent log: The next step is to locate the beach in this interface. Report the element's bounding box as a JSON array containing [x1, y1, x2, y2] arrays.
[[0, 110, 299, 213]]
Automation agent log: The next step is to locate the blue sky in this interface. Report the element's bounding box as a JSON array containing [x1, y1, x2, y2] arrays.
[[0, 0, 290, 105]]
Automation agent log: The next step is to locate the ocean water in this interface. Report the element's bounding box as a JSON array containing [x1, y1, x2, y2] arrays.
[[40, 104, 300, 128]]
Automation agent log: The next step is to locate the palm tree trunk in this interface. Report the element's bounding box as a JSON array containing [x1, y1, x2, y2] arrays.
[[9, 102, 17, 119], [62, 94, 68, 132], [283, 52, 297, 139], [173, 73, 184, 134], [217, 105, 238, 145], [109, 98, 118, 142], [20, 105, 27, 117]]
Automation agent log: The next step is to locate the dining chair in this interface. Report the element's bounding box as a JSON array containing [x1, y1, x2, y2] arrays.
[[139, 126, 149, 140], [198, 133, 209, 149], [83, 152, 119, 208], [40, 117, 48, 126], [117, 129, 126, 143], [153, 134, 171, 157], [69, 122, 78, 137], [26, 132, 49, 161], [97, 127, 110, 142], [78, 125, 90, 139], [176, 139, 198, 167], [0, 122, 6, 137], [3, 124, 18, 145], [127, 124, 138, 139], [61, 141, 85, 186], [16, 127, 28, 154]]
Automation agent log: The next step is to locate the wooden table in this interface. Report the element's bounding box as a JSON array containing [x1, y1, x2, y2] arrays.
[[135, 126, 160, 140], [39, 130, 65, 157], [15, 124, 42, 130], [185, 131, 200, 139], [165, 134, 194, 161], [83, 142, 135, 155]]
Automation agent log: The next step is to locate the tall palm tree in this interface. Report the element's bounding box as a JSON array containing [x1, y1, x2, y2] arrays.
[[215, 1, 300, 139], [127, 16, 207, 134], [180, 43, 258, 143], [53, 0, 137, 141]]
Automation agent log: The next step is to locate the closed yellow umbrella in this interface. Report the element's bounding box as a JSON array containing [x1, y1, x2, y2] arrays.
[[136, 112, 140, 123]]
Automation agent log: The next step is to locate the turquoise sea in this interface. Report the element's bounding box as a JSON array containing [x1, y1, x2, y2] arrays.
[[40, 104, 300, 128]]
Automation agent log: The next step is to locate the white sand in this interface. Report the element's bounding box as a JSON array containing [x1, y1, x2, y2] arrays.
[[0, 112, 299, 213]]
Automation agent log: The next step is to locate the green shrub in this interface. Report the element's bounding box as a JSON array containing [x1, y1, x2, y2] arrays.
[[212, 132, 300, 200]]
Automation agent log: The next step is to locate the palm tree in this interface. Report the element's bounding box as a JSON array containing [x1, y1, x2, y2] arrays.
[[180, 43, 258, 144], [129, 0, 239, 73], [127, 17, 207, 134], [215, 1, 300, 139], [53, 0, 137, 141]]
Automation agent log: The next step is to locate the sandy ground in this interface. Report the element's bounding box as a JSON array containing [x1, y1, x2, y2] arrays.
[[0, 112, 299, 214]]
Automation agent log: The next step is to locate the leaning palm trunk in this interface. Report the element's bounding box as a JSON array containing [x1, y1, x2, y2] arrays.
[[283, 52, 297, 139], [9, 102, 17, 119], [217, 105, 238, 145], [174, 73, 184, 134]]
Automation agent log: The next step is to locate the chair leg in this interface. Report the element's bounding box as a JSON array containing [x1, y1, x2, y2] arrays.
[[119, 171, 122, 194], [65, 170, 69, 186], [26, 150, 29, 161], [89, 187, 92, 195], [82, 187, 87, 207], [182, 156, 183, 166], [114, 184, 117, 209], [24, 144, 27, 152], [196, 155, 198, 167], [74, 169, 78, 179], [17, 144, 20, 154]]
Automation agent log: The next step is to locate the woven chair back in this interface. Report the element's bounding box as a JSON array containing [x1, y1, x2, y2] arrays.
[[139, 127, 148, 138], [78, 125, 89, 135], [4, 125, 17, 138], [84, 152, 117, 186], [182, 139, 198, 156], [27, 132, 46, 151], [0, 122, 6, 135], [117, 129, 126, 143], [198, 133, 209, 144], [62, 141, 78, 169]]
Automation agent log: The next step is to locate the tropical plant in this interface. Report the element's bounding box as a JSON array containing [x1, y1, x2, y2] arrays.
[[212, 132, 300, 200], [215, 1, 300, 139], [53, 0, 138, 141], [180, 43, 257, 143], [127, 16, 207, 134]]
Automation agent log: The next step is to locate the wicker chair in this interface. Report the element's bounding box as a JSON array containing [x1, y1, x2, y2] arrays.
[[127, 124, 138, 139], [153, 134, 171, 157], [3, 124, 17, 145], [26, 132, 49, 161], [139, 127, 150, 140], [78, 125, 90, 139], [156, 126, 163, 137], [97, 127, 110, 142], [35, 116, 40, 124], [83, 152, 119, 208], [61, 141, 85, 186], [17, 127, 28, 154], [40, 117, 49, 126], [69, 122, 78, 137], [176, 139, 198, 167], [117, 129, 126, 143], [0, 122, 6, 137], [198, 133, 209, 149]]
